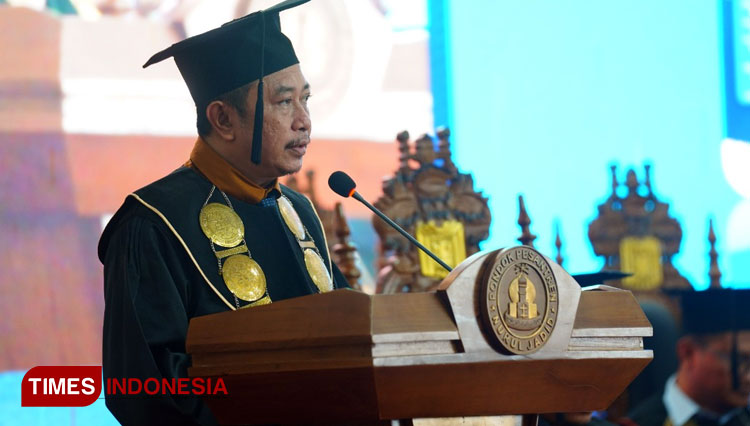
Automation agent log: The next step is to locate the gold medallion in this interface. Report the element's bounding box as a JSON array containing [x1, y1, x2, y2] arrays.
[[278, 196, 306, 240], [222, 254, 267, 301], [199, 203, 245, 248], [304, 249, 333, 293]]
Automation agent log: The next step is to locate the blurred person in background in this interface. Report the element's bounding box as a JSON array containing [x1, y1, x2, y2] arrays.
[[627, 290, 750, 426]]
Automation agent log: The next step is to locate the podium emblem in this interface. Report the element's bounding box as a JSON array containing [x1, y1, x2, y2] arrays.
[[480, 247, 559, 354]]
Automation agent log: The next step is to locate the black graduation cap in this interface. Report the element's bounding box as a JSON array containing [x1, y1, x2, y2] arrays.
[[677, 288, 750, 390], [571, 270, 632, 286], [680, 289, 750, 335], [143, 0, 309, 164]]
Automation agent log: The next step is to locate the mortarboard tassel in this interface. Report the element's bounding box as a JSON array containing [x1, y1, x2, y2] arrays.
[[731, 331, 739, 390], [251, 81, 264, 164], [731, 293, 739, 390], [251, 11, 267, 165]]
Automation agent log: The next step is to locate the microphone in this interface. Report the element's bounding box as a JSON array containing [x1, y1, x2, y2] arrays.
[[328, 171, 453, 273]]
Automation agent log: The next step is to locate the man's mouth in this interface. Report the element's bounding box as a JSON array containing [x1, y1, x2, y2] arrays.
[[286, 139, 310, 156]]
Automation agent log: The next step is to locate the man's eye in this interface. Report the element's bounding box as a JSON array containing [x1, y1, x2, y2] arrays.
[[280, 98, 292, 105], [303, 94, 312, 103]]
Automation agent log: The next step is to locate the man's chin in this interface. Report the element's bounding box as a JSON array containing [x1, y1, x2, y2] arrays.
[[277, 162, 304, 178], [725, 391, 750, 409]]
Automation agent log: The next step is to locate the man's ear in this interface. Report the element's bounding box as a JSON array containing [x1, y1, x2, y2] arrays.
[[206, 101, 236, 141], [677, 336, 698, 366]]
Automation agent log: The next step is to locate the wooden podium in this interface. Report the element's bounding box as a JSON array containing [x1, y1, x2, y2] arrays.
[[187, 247, 652, 425]]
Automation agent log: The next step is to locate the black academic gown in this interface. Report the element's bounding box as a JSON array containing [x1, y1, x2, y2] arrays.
[[537, 414, 617, 426], [628, 393, 750, 426], [98, 167, 349, 426], [627, 393, 669, 426]]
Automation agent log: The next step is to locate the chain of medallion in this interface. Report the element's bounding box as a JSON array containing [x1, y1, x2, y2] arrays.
[[199, 185, 333, 309]]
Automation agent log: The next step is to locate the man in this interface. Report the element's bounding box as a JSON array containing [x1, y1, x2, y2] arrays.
[[98, 1, 348, 424], [627, 289, 750, 426]]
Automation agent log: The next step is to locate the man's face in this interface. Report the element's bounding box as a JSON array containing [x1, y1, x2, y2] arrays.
[[683, 331, 750, 413], [237, 64, 311, 183]]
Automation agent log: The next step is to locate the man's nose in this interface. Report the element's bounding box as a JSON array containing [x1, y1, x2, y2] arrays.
[[293, 104, 311, 132]]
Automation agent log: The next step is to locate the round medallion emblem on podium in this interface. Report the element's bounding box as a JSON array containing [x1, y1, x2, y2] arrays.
[[480, 246, 559, 354]]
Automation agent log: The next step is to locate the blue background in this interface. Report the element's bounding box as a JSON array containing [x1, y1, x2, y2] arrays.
[[431, 0, 749, 288]]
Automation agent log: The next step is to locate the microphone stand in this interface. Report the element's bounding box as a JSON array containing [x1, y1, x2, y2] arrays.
[[352, 192, 453, 273]]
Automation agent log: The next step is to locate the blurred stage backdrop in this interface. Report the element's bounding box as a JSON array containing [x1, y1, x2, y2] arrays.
[[0, 0, 748, 424]]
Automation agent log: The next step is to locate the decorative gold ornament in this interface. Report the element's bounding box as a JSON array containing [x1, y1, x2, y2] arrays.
[[199, 203, 245, 248], [304, 249, 333, 293], [214, 244, 249, 260], [415, 220, 467, 279], [505, 273, 543, 331], [222, 254, 267, 301], [620, 236, 663, 290], [277, 195, 333, 293], [508, 274, 538, 318], [240, 294, 272, 308], [278, 196, 306, 240]]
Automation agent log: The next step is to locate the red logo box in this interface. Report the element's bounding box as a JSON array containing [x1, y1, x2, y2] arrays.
[[22, 366, 102, 407]]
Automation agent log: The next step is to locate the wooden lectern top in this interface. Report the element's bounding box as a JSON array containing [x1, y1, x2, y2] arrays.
[[187, 247, 652, 425]]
